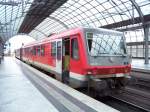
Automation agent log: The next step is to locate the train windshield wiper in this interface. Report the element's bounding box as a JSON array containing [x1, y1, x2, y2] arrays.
[[114, 52, 127, 57]]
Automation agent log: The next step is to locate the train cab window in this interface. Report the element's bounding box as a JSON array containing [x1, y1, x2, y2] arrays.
[[51, 42, 56, 57], [71, 38, 79, 60], [37, 46, 41, 56], [86, 32, 126, 56], [41, 45, 45, 56], [57, 41, 61, 60]]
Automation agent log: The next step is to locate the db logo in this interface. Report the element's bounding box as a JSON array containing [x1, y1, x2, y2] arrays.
[[109, 68, 115, 73]]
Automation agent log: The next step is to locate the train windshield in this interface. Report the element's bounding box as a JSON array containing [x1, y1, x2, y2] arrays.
[[86, 32, 126, 56]]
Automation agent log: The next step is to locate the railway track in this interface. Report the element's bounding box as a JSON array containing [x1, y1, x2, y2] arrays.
[[99, 96, 147, 112], [130, 70, 150, 90], [110, 87, 150, 112], [77, 87, 149, 112], [106, 69, 150, 112]]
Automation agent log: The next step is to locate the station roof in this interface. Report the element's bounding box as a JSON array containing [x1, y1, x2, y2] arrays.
[[0, 0, 150, 41], [0, 0, 33, 42]]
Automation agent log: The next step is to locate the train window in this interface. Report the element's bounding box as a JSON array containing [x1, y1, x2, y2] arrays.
[[29, 47, 32, 55], [37, 46, 41, 56], [87, 33, 93, 51], [57, 41, 61, 60], [41, 45, 45, 56], [24, 48, 26, 54], [51, 42, 56, 57], [25, 48, 28, 54], [71, 38, 79, 60], [33, 47, 36, 55]]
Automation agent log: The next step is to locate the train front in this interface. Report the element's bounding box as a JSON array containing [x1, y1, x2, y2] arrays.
[[84, 28, 131, 96]]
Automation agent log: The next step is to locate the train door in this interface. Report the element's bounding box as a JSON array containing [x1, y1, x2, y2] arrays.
[[56, 39, 62, 74], [62, 38, 70, 84], [20, 48, 22, 60]]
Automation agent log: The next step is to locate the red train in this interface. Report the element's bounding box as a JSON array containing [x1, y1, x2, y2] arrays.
[[15, 27, 131, 95]]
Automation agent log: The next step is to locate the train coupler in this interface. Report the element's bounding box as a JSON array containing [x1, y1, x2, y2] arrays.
[[89, 77, 109, 96]]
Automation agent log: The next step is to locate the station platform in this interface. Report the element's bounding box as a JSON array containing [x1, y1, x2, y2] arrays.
[[131, 59, 150, 72], [0, 57, 118, 112]]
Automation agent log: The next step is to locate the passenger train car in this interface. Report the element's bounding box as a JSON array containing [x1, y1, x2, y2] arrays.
[[15, 27, 131, 95]]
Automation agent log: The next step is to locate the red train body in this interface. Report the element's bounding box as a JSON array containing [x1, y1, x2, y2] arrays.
[[16, 27, 131, 95]]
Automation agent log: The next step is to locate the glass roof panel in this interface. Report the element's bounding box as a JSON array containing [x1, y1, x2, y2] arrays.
[[140, 4, 150, 15], [29, 0, 150, 40]]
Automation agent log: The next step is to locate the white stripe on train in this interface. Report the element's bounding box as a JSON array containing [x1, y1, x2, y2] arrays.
[[22, 58, 87, 81]]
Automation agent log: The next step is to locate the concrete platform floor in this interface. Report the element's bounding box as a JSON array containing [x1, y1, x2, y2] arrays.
[[132, 59, 150, 70], [0, 57, 59, 112]]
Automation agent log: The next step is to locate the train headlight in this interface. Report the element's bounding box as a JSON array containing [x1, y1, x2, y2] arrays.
[[116, 73, 124, 77], [87, 71, 92, 75]]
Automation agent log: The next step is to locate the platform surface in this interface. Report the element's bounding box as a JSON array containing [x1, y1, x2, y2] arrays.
[[132, 59, 150, 71], [0, 57, 118, 112]]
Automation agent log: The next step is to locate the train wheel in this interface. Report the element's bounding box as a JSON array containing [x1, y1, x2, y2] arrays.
[[62, 70, 70, 85]]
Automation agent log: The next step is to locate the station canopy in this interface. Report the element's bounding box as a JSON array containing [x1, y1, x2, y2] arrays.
[[0, 0, 150, 41]]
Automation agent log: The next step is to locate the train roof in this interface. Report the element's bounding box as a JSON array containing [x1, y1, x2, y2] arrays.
[[23, 27, 123, 48], [83, 27, 123, 35]]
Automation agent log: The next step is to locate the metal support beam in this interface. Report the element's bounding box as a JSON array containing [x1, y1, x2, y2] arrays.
[[0, 1, 20, 6], [101, 14, 150, 29], [129, 0, 149, 64], [0, 41, 3, 63], [144, 25, 149, 64], [129, 0, 144, 24], [19, 0, 68, 33], [49, 16, 69, 29], [34, 29, 48, 37]]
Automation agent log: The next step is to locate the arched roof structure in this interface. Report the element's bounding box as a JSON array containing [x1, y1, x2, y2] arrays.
[[0, 0, 149, 40], [0, 0, 33, 42], [27, 0, 150, 39]]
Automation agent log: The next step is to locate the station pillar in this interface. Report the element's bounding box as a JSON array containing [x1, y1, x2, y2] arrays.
[[144, 25, 149, 64], [0, 42, 3, 64]]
